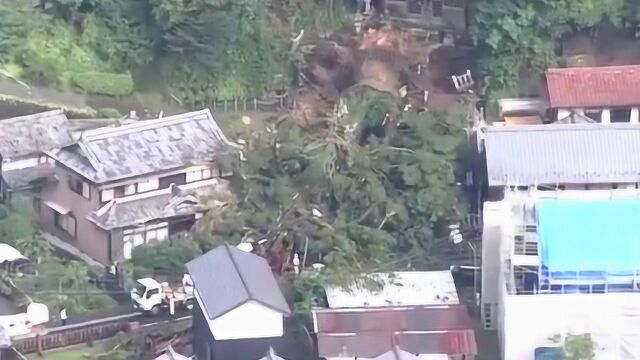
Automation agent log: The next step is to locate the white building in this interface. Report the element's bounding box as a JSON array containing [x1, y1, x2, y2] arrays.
[[482, 189, 640, 360]]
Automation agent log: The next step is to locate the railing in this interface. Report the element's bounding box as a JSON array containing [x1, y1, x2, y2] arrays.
[[210, 96, 296, 113], [12, 313, 192, 354]]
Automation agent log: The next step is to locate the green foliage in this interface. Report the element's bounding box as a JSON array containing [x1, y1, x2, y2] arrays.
[[201, 92, 467, 307], [0, 207, 39, 245], [551, 333, 596, 360], [12, 260, 116, 314], [474, 0, 626, 97], [0, 1, 35, 63], [126, 241, 202, 278], [98, 107, 122, 118], [70, 71, 133, 95], [15, 236, 53, 265]]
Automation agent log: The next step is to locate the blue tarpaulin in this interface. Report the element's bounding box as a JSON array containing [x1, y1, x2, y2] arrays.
[[537, 199, 640, 277]]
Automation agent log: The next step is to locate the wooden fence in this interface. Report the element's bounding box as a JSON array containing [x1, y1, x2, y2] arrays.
[[12, 315, 192, 355]]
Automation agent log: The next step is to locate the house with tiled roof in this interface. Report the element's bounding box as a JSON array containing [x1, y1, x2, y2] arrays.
[[39, 109, 236, 264], [0, 110, 73, 205], [187, 244, 304, 360], [545, 65, 640, 124]]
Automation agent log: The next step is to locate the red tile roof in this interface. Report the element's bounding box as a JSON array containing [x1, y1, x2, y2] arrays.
[[545, 65, 640, 108], [314, 305, 477, 358]]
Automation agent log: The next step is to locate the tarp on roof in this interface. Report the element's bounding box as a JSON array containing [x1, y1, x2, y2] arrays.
[[537, 199, 640, 275]]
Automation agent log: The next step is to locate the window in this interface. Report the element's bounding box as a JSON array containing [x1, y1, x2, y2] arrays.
[[432, 0, 443, 16], [611, 108, 631, 123], [444, 0, 465, 8], [146, 222, 169, 243], [137, 178, 159, 193], [123, 232, 145, 259], [584, 108, 603, 122], [38, 156, 49, 164], [68, 177, 90, 199], [186, 168, 215, 183], [55, 212, 76, 237], [124, 184, 136, 195], [101, 189, 115, 202], [146, 288, 159, 299], [407, 0, 422, 14]]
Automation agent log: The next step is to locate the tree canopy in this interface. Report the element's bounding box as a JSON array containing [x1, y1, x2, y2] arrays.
[[0, 0, 349, 104], [473, 0, 627, 96], [196, 92, 470, 310]]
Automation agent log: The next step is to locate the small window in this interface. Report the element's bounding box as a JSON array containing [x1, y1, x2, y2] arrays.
[[432, 0, 443, 17], [186, 168, 215, 183], [68, 177, 90, 200], [146, 288, 159, 299], [39, 156, 49, 164], [611, 108, 631, 123], [137, 178, 159, 193], [444, 0, 465, 8], [101, 189, 115, 202], [584, 108, 603, 122], [124, 184, 136, 195], [55, 213, 77, 238]]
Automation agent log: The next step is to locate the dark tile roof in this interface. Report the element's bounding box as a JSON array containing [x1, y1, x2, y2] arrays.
[[546, 65, 640, 108], [48, 109, 234, 183], [187, 244, 291, 319], [484, 123, 640, 186], [0, 110, 73, 159], [87, 184, 211, 230], [2, 165, 55, 190], [314, 305, 476, 358]]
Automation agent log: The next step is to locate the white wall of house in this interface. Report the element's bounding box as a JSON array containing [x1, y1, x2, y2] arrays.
[[557, 107, 640, 123], [481, 200, 511, 330], [210, 300, 284, 340], [500, 290, 640, 360]]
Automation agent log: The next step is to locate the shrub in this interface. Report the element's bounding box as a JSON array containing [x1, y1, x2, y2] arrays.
[[127, 241, 202, 279], [70, 71, 134, 96], [98, 107, 122, 118]]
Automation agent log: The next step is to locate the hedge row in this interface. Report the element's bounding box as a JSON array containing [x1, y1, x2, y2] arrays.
[[70, 71, 134, 96]]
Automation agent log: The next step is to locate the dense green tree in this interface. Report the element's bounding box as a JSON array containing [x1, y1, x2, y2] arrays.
[[200, 92, 468, 309], [474, 0, 626, 96]]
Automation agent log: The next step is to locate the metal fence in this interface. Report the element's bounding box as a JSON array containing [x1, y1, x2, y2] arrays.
[[210, 96, 295, 113]]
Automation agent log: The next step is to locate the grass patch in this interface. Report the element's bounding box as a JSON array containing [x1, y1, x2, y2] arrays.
[[28, 344, 97, 360]]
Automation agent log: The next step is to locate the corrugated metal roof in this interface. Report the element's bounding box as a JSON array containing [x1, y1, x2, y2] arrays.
[[314, 305, 474, 333], [48, 109, 235, 183], [314, 304, 476, 358], [186, 244, 290, 320], [325, 271, 459, 308], [316, 330, 477, 358], [0, 110, 73, 159], [484, 123, 640, 186], [545, 65, 640, 108]]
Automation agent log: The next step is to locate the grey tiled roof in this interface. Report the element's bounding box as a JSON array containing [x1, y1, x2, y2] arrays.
[[2, 165, 55, 190], [0, 110, 73, 158], [187, 244, 291, 320], [87, 186, 207, 230], [48, 109, 233, 183], [484, 123, 640, 186]]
